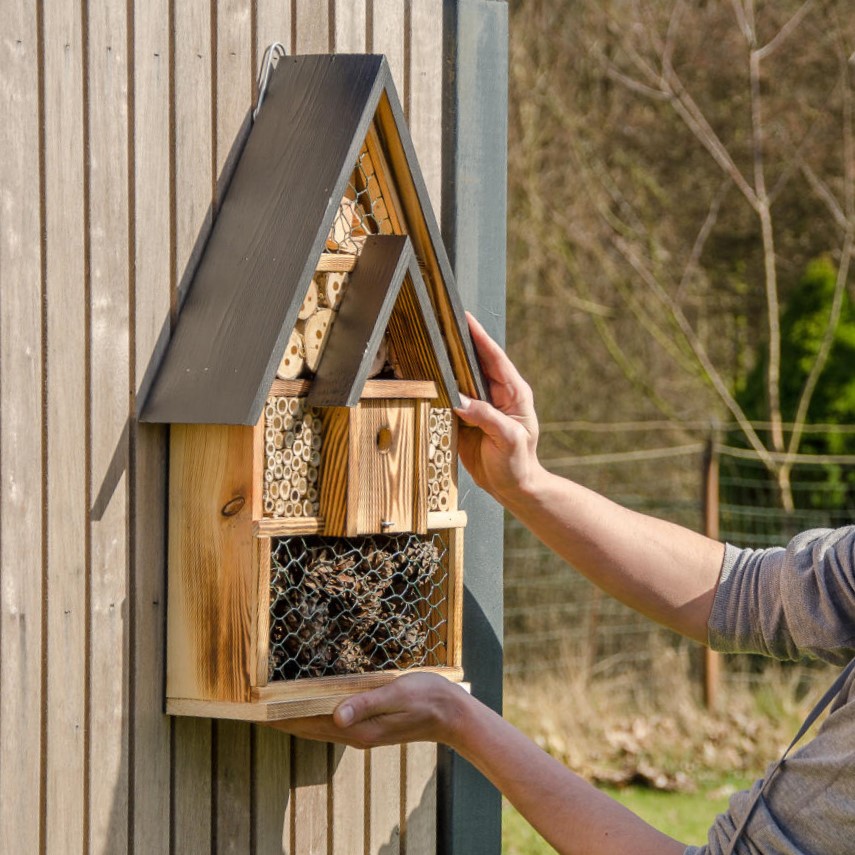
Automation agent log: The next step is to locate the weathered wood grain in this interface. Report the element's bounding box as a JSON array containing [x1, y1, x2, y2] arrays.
[[333, 0, 367, 52], [170, 1, 216, 848], [167, 424, 257, 702], [253, 726, 291, 854], [407, 0, 443, 210], [172, 718, 213, 853], [369, 746, 401, 854], [370, 0, 405, 102], [404, 742, 438, 854], [0, 3, 44, 851], [331, 743, 366, 852], [294, 0, 330, 53], [131, 3, 172, 851], [87, 0, 132, 848], [292, 739, 328, 853], [215, 719, 252, 853], [40, 4, 88, 851]]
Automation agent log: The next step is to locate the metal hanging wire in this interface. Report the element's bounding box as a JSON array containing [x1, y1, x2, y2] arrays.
[[253, 42, 288, 122]]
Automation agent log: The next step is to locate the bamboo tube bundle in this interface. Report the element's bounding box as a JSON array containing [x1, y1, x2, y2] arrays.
[[427, 408, 454, 512], [262, 396, 324, 518]]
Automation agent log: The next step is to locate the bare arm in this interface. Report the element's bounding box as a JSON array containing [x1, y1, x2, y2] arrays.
[[274, 674, 686, 855], [458, 313, 724, 643]]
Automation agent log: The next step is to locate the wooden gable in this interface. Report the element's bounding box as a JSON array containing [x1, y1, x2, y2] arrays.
[[308, 235, 459, 408], [141, 54, 484, 427]]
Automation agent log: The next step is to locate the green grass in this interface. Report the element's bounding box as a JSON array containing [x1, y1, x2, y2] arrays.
[[502, 776, 753, 853]]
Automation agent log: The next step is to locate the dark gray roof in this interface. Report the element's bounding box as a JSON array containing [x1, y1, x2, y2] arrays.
[[140, 54, 483, 425]]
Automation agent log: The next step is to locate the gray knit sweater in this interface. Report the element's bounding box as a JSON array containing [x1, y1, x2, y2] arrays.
[[685, 526, 855, 854]]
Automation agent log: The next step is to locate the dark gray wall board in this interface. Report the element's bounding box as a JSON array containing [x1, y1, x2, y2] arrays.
[[309, 235, 460, 408], [439, 3, 508, 855]]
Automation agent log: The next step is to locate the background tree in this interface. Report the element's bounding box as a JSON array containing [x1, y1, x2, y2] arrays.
[[508, 0, 855, 510]]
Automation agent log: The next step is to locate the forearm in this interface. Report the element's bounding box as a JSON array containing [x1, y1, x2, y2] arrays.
[[502, 466, 724, 643], [448, 693, 685, 855]]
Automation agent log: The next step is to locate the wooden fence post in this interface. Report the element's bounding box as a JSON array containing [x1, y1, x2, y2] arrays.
[[702, 429, 721, 710]]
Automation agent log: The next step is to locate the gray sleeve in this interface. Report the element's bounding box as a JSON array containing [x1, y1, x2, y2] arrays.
[[707, 526, 855, 665]]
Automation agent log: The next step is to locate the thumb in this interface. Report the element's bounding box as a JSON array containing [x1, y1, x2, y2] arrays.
[[333, 684, 396, 728], [456, 394, 525, 447]]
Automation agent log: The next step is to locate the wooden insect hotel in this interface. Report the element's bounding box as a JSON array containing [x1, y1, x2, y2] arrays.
[[141, 54, 485, 721]]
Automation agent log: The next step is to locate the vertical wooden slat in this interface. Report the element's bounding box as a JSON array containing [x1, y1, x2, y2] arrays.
[[369, 746, 401, 854], [216, 720, 252, 854], [213, 4, 254, 851], [291, 739, 328, 854], [87, 0, 132, 849], [330, 745, 365, 855], [42, 2, 88, 852], [327, 8, 369, 851], [333, 0, 367, 52], [0, 2, 44, 852], [406, 0, 442, 210], [253, 10, 293, 850], [403, 742, 437, 855], [293, 0, 330, 54], [403, 12, 444, 845], [131, 1, 172, 851], [369, 0, 405, 102], [171, 0, 214, 849], [253, 725, 291, 855]]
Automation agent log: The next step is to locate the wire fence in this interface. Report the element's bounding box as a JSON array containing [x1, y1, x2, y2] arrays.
[[504, 423, 855, 683]]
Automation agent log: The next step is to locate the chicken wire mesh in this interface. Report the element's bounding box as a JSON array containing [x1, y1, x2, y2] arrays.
[[325, 146, 394, 254], [268, 532, 450, 681]]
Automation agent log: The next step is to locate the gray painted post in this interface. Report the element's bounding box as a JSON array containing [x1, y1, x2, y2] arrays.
[[440, 2, 508, 853]]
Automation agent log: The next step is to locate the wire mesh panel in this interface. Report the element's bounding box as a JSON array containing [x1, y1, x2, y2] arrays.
[[268, 532, 450, 681], [326, 145, 394, 254]]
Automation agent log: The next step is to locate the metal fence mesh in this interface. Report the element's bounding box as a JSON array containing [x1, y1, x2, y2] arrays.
[[269, 532, 450, 681]]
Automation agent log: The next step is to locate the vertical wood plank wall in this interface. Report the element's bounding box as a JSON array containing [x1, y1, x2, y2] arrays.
[[0, 2, 445, 853]]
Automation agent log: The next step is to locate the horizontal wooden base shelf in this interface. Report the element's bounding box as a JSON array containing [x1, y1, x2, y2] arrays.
[[167, 666, 465, 721], [253, 509, 466, 538]]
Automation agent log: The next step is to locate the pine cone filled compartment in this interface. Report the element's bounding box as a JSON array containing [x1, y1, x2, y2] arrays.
[[268, 532, 450, 682]]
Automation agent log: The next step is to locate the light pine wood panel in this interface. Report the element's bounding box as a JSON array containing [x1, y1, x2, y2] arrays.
[[333, 0, 367, 52], [87, 0, 132, 849], [170, 0, 214, 848], [293, 0, 329, 54], [407, 0, 443, 210], [0, 3, 43, 852], [42, 4, 87, 852], [131, 2, 172, 851]]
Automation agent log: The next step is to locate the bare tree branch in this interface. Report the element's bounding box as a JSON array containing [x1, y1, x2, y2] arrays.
[[676, 180, 730, 301], [756, 0, 817, 61]]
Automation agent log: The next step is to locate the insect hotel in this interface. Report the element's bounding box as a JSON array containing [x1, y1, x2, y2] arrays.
[[141, 54, 485, 721]]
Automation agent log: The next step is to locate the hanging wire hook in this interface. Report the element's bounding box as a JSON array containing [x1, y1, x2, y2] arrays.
[[253, 42, 287, 122]]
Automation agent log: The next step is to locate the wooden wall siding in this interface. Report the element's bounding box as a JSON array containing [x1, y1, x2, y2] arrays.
[[0, 1, 444, 853]]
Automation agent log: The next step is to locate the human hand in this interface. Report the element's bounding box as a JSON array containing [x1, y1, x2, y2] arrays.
[[456, 313, 542, 504], [267, 673, 471, 750]]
